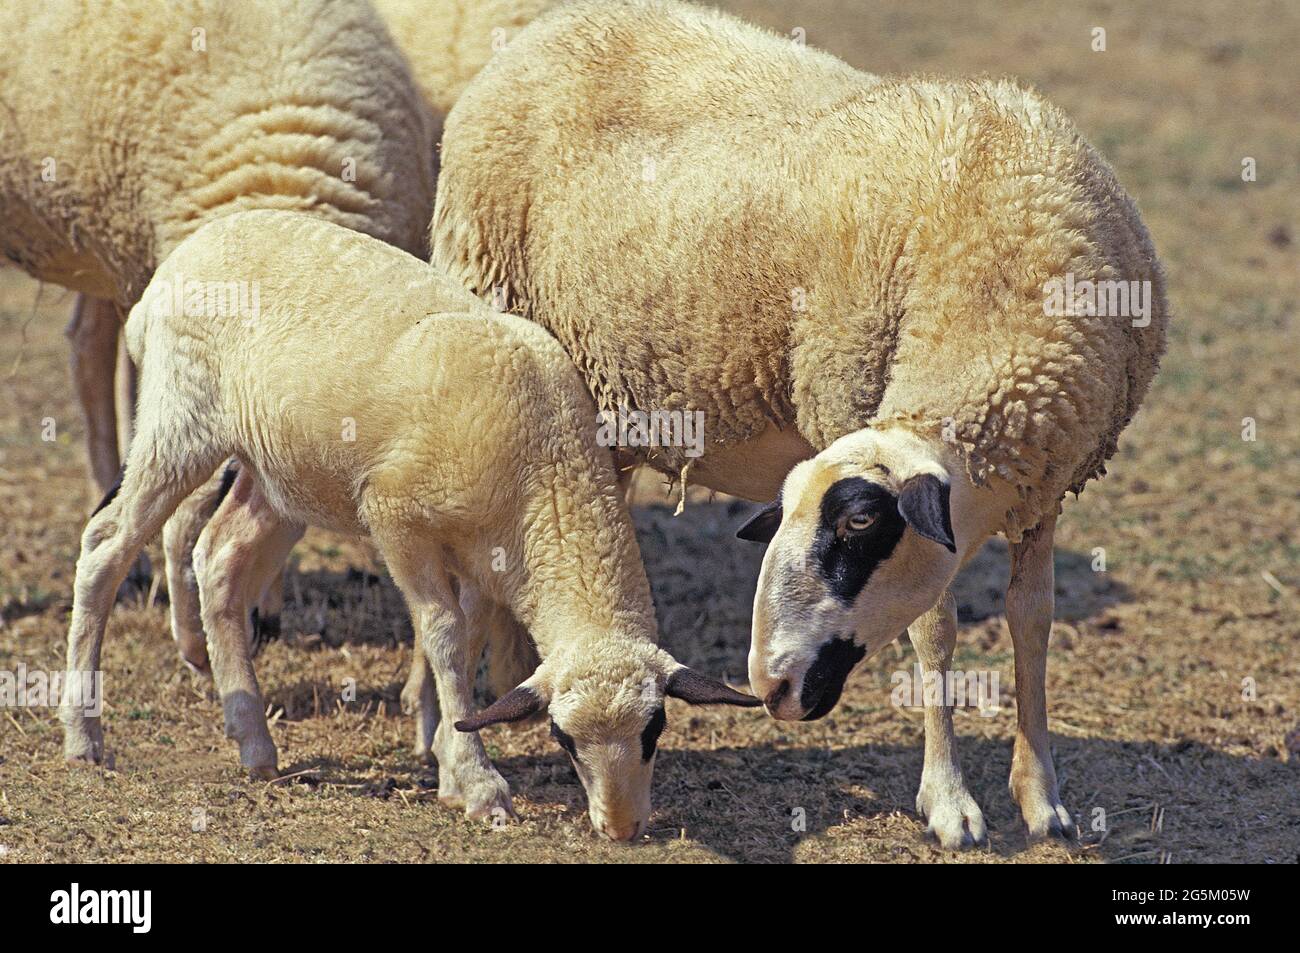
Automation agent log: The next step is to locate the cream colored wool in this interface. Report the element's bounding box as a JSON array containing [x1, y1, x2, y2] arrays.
[[432, 0, 1168, 541], [0, 0, 434, 307], [372, 0, 556, 118], [63, 210, 757, 839]]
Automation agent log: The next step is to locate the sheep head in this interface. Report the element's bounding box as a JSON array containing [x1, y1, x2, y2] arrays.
[[455, 642, 759, 842], [737, 425, 966, 721]]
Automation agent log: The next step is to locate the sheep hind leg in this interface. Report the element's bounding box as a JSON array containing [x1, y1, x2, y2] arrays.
[[194, 467, 301, 779], [910, 589, 987, 849], [66, 295, 122, 497], [400, 642, 438, 762], [67, 295, 152, 596], [61, 438, 223, 764], [162, 463, 238, 675], [1006, 513, 1073, 840]]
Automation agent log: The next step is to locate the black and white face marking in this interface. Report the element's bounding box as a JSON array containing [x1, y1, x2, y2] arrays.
[[812, 477, 908, 604], [799, 634, 867, 720], [552, 706, 666, 765], [550, 718, 577, 760], [640, 706, 666, 762]]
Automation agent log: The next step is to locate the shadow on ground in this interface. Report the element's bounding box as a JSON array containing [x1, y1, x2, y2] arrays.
[[276, 733, 1297, 864]]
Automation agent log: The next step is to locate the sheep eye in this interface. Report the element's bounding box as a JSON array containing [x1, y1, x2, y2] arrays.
[[550, 719, 577, 759], [845, 513, 875, 532]]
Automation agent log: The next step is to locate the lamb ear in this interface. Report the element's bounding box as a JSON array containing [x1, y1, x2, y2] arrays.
[[736, 500, 782, 543], [454, 685, 546, 732], [665, 667, 763, 707], [897, 474, 956, 553]]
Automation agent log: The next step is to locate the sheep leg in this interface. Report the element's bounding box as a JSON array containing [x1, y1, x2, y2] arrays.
[[400, 641, 438, 761], [194, 467, 298, 779], [114, 331, 137, 453], [387, 566, 514, 823], [910, 589, 987, 849], [162, 467, 235, 674], [62, 446, 222, 764], [426, 593, 514, 823], [1006, 513, 1072, 839], [66, 295, 122, 496]]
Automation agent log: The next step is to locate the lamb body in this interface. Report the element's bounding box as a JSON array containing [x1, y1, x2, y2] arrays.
[[431, 0, 1168, 846], [60, 209, 758, 840]]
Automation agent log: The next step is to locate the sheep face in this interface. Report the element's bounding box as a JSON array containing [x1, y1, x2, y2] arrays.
[[456, 644, 759, 842], [738, 428, 960, 721]]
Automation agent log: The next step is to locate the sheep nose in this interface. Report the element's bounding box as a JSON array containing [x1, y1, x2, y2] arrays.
[[764, 679, 791, 711], [598, 818, 645, 843]]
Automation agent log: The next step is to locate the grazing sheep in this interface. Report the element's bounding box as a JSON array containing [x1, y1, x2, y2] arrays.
[[60, 210, 759, 840], [431, 0, 1168, 847], [0, 0, 435, 670]]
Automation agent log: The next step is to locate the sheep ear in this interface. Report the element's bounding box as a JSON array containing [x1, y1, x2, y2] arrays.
[[665, 667, 762, 707], [454, 685, 545, 732], [736, 500, 782, 543], [897, 474, 956, 553]]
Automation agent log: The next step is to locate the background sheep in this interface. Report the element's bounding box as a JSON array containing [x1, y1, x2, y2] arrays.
[[62, 209, 760, 840], [0, 0, 435, 673], [431, 0, 1168, 848], [373, 0, 557, 121]]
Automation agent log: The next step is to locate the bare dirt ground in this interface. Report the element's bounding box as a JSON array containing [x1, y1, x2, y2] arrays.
[[1, 0, 1296, 863]]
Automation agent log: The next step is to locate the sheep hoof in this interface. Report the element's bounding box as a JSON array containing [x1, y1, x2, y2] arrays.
[[179, 650, 211, 678], [62, 716, 105, 767], [916, 784, 987, 850], [247, 763, 280, 782], [236, 733, 279, 781], [1021, 797, 1075, 841], [441, 770, 515, 825]]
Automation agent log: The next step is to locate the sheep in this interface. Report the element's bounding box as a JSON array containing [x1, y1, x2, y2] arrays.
[[429, 0, 1168, 847], [0, 0, 436, 662], [59, 209, 761, 841], [372, 0, 557, 120]]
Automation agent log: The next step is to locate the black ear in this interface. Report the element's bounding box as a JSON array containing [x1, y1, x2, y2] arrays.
[[454, 685, 545, 732], [897, 474, 956, 553], [665, 668, 762, 707], [736, 500, 782, 543]]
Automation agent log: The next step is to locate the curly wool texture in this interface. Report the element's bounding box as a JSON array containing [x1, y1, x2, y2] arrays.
[[0, 0, 434, 306], [432, 0, 1168, 539]]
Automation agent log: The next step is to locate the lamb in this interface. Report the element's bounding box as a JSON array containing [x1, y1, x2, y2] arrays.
[[430, 0, 1168, 847], [59, 209, 760, 841]]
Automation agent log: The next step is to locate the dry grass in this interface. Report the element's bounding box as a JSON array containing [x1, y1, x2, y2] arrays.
[[1, 0, 1297, 863]]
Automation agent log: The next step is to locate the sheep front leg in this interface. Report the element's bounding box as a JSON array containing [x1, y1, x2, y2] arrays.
[[1006, 514, 1073, 839], [194, 467, 298, 778], [910, 590, 987, 848], [419, 597, 514, 823]]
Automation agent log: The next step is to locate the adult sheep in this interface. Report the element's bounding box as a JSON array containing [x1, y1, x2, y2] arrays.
[[431, 0, 1168, 848], [0, 0, 434, 667], [372, 0, 556, 122]]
